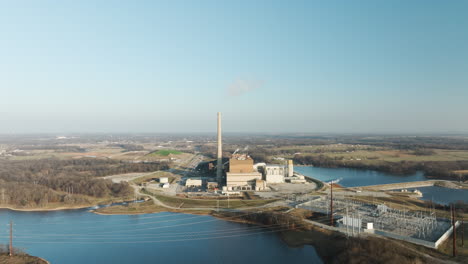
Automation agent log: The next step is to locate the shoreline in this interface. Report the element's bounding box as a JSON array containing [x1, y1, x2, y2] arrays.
[[37, 256, 51, 264], [0, 198, 134, 212], [0, 204, 93, 212]]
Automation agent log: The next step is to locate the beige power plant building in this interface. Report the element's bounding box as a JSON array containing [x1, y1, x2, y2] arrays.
[[226, 154, 263, 190]]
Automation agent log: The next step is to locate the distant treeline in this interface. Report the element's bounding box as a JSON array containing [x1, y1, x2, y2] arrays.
[[293, 155, 468, 181], [0, 159, 169, 207], [221, 135, 468, 150], [108, 144, 144, 151], [13, 145, 86, 153]]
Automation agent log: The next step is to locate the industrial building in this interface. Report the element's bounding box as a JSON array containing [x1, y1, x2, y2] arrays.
[[186, 178, 202, 187], [226, 154, 262, 190], [216, 112, 302, 191], [264, 165, 286, 183], [225, 154, 299, 190], [159, 177, 169, 184], [255, 159, 295, 184]]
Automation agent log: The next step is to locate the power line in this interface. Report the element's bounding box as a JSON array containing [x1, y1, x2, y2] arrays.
[[15, 212, 192, 227], [17, 214, 205, 233], [7, 223, 288, 240], [9, 220, 13, 257], [15, 210, 272, 237], [12, 223, 312, 245]]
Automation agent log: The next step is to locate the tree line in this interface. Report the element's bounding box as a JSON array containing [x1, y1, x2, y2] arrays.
[[0, 159, 169, 208]]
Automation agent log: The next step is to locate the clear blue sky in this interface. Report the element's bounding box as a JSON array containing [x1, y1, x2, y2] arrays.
[[0, 0, 467, 134]]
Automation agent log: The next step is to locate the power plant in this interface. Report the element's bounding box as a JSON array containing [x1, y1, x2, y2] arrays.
[[214, 112, 301, 192]]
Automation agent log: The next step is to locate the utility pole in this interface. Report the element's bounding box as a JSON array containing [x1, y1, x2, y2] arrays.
[[452, 205, 457, 257], [357, 212, 360, 235], [227, 194, 230, 209], [9, 220, 13, 257], [462, 217, 465, 247], [330, 182, 333, 227], [346, 207, 349, 237]]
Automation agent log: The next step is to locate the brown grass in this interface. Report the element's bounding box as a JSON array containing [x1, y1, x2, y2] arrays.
[[0, 254, 47, 264]]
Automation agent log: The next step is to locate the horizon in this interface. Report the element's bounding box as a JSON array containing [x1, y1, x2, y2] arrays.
[[1, 0, 467, 134], [1, 131, 468, 137]]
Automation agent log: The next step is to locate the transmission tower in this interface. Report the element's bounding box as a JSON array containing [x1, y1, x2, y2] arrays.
[[9, 220, 13, 257]]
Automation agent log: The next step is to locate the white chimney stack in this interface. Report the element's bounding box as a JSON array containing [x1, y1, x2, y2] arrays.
[[216, 112, 223, 182]]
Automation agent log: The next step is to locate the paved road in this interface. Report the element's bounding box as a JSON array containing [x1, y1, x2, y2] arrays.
[[104, 171, 157, 183]]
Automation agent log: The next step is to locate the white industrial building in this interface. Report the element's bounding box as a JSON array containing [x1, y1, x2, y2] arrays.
[[159, 177, 169, 183], [258, 159, 295, 184], [185, 178, 202, 187], [264, 165, 287, 183]]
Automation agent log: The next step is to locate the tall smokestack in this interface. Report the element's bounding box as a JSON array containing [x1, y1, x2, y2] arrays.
[[217, 112, 222, 183]]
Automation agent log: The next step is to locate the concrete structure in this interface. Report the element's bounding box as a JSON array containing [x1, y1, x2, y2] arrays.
[[253, 162, 266, 171], [186, 178, 202, 187], [162, 183, 170, 188], [288, 160, 294, 177], [255, 179, 267, 191], [285, 174, 307, 184], [340, 216, 362, 229], [265, 165, 286, 183], [159, 177, 169, 184], [360, 180, 438, 191], [216, 112, 223, 183], [229, 154, 255, 173], [207, 181, 219, 189], [226, 154, 262, 190], [261, 160, 294, 183]]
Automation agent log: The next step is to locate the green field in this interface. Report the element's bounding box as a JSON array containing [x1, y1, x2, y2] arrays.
[[147, 149, 182, 156]]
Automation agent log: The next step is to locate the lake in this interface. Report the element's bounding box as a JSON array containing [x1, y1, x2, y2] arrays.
[[296, 166, 468, 205], [295, 166, 426, 187], [404, 186, 468, 205], [1, 209, 322, 264]]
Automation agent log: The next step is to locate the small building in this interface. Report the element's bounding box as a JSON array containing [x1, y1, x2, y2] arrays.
[[186, 178, 202, 187], [207, 182, 219, 189], [162, 183, 170, 189], [340, 216, 362, 229], [160, 177, 169, 184], [285, 174, 306, 184]]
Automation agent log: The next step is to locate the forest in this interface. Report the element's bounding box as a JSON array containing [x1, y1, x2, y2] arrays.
[[0, 159, 169, 208]]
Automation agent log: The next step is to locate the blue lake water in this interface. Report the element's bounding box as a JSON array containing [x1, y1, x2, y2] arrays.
[[405, 186, 468, 205], [1, 209, 322, 264], [296, 166, 468, 205], [296, 166, 426, 187]]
